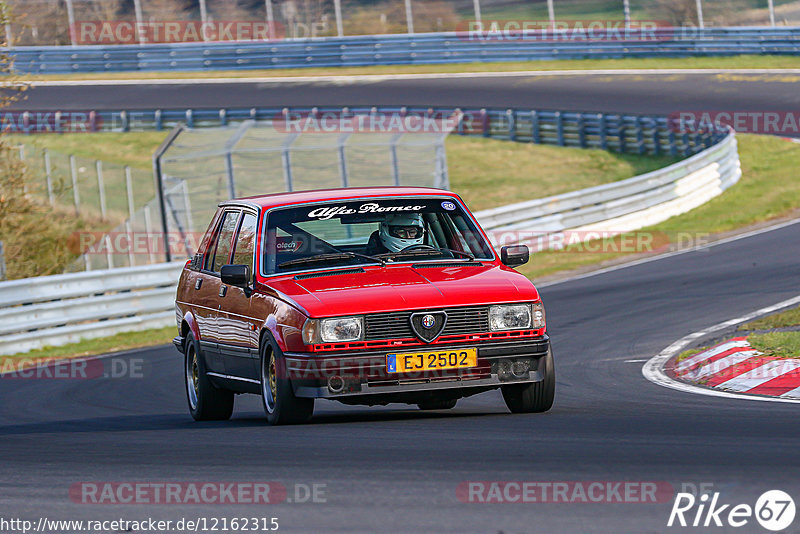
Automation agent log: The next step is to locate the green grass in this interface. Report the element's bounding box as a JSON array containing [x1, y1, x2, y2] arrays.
[[19, 55, 800, 82], [739, 306, 800, 331], [447, 136, 676, 212], [517, 134, 800, 280], [0, 327, 176, 366], [7, 131, 167, 170], [748, 331, 800, 358], [676, 348, 705, 363]]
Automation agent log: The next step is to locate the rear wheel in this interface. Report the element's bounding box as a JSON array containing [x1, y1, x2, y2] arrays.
[[417, 399, 458, 410], [184, 332, 234, 421], [501, 348, 555, 414], [260, 339, 314, 425]]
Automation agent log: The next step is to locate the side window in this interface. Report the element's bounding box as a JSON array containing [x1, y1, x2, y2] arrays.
[[231, 212, 258, 277], [205, 211, 241, 273]]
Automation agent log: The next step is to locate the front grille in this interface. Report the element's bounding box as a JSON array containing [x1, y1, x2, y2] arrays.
[[365, 306, 490, 341]]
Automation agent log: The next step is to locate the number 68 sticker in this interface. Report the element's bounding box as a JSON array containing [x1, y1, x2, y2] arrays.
[[756, 490, 796, 531]]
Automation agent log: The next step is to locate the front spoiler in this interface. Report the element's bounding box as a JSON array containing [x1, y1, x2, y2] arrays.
[[286, 336, 550, 399]]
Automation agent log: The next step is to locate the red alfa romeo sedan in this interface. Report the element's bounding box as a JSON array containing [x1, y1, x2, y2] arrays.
[[173, 187, 554, 425]]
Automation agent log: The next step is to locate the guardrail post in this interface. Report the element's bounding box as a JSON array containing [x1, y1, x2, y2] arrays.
[[250, 108, 258, 121], [555, 112, 565, 146], [668, 128, 678, 158], [651, 118, 661, 156], [531, 110, 540, 144], [636, 116, 646, 155], [43, 149, 55, 206], [69, 155, 80, 213], [578, 114, 587, 148], [95, 160, 107, 220], [219, 109, 227, 127], [480, 109, 490, 137], [506, 109, 516, 141], [599, 113, 608, 150], [54, 111, 62, 134], [120, 111, 129, 132], [154, 110, 163, 131], [185, 109, 194, 128]]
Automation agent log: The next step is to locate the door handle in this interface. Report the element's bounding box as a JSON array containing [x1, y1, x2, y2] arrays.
[[219, 285, 227, 297], [195, 279, 202, 290]]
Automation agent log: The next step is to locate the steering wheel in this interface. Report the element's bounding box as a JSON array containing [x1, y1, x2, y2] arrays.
[[400, 244, 438, 252]]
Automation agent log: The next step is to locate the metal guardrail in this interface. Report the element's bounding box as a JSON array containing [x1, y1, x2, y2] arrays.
[[0, 262, 184, 355], [6, 27, 800, 74], [475, 131, 740, 242], [11, 106, 725, 158]]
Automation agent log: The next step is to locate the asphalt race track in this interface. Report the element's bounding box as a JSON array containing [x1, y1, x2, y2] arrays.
[[13, 71, 800, 117], [1, 72, 800, 532]]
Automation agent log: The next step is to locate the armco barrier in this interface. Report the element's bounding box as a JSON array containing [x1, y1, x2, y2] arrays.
[[0, 131, 740, 356], [475, 131, 740, 239], [0, 262, 184, 355], [11, 106, 724, 158], [6, 27, 800, 74]]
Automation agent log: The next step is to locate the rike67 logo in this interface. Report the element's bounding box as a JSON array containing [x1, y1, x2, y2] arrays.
[[668, 490, 795, 531]]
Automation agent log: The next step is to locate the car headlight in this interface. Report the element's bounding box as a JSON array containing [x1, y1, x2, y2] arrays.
[[489, 303, 538, 331], [302, 317, 363, 344]]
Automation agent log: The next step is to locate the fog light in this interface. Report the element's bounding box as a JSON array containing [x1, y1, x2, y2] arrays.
[[328, 375, 345, 394], [511, 360, 530, 378], [497, 360, 512, 381]]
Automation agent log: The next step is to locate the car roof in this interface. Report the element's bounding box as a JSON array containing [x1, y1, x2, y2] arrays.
[[219, 187, 458, 210]]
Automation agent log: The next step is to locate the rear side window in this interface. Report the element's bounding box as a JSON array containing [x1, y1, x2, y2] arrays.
[[231, 212, 258, 276], [205, 211, 241, 273]]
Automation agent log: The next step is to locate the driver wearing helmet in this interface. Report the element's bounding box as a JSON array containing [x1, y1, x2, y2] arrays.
[[366, 213, 426, 255]]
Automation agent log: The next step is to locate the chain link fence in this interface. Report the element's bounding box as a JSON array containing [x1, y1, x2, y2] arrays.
[[5, 0, 799, 46]]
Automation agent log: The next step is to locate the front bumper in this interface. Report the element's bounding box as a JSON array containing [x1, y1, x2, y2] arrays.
[[285, 336, 550, 399]]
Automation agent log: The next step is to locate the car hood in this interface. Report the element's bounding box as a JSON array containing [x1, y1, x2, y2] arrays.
[[264, 263, 539, 317]]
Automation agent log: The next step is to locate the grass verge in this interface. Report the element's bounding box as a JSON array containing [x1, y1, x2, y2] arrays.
[[748, 332, 800, 358], [517, 134, 800, 280], [739, 306, 800, 331], [20, 55, 800, 82], [0, 327, 176, 370]]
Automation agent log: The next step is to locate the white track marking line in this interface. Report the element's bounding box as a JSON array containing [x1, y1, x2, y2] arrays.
[[21, 68, 800, 87], [781, 385, 800, 399], [715, 359, 800, 392], [674, 340, 751, 373], [642, 293, 800, 404], [685, 351, 761, 381]]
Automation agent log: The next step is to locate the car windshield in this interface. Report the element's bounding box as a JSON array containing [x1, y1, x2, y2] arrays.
[[262, 197, 495, 274]]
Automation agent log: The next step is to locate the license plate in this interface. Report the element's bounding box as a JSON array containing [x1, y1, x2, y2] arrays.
[[386, 348, 478, 373]]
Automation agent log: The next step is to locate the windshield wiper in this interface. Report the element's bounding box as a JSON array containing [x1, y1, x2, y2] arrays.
[[378, 248, 477, 262], [278, 252, 385, 269]]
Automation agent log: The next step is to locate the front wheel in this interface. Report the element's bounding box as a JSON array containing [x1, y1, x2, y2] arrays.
[[260, 339, 314, 425], [184, 332, 234, 421], [501, 348, 555, 414]]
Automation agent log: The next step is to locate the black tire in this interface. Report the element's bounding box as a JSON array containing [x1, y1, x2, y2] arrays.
[[260, 338, 314, 425], [184, 332, 234, 421], [417, 399, 458, 410], [501, 348, 555, 414]]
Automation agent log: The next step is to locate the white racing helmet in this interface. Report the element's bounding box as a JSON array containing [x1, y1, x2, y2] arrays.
[[379, 213, 425, 253]]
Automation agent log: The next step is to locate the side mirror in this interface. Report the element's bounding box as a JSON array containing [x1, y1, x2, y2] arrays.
[[500, 245, 529, 267], [220, 264, 251, 288]]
